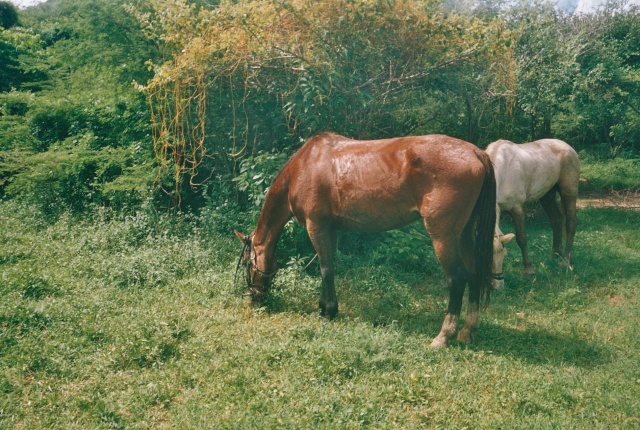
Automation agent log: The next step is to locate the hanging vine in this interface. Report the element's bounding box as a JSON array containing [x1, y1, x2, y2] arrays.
[[130, 0, 517, 205], [130, 0, 298, 204]]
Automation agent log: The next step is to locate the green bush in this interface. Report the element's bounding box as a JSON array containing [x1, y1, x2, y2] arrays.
[[29, 103, 82, 152], [200, 151, 291, 233], [3, 139, 155, 217], [0, 90, 32, 117]]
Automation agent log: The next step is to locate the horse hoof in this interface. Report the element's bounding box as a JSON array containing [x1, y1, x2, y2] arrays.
[[429, 337, 448, 348], [320, 303, 338, 320], [522, 267, 535, 277], [456, 329, 474, 344], [491, 280, 505, 291], [559, 259, 574, 270], [243, 294, 266, 318]]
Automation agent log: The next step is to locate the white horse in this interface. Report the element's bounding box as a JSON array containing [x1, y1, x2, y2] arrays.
[[486, 139, 580, 276]]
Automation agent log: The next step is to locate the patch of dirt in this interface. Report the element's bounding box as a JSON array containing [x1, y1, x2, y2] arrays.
[[578, 190, 640, 209], [607, 294, 625, 307]]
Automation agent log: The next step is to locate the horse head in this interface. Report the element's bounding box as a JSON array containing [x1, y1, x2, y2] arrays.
[[234, 230, 277, 302], [492, 228, 515, 291]]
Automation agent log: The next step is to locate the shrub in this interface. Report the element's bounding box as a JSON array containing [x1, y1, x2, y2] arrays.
[[3, 138, 156, 217], [29, 104, 81, 152]]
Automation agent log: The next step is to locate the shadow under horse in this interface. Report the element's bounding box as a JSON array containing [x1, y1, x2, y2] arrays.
[[235, 133, 497, 347]]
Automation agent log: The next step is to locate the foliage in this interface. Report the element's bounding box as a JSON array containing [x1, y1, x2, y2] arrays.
[[134, 0, 515, 202], [569, 2, 640, 155], [0, 0, 160, 216], [0, 1, 18, 30], [1, 0, 640, 217], [0, 25, 46, 92], [579, 149, 640, 192], [507, 1, 578, 140], [129, 0, 640, 208], [1, 136, 154, 215]]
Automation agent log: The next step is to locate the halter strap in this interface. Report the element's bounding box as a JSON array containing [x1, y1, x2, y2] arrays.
[[246, 252, 278, 287], [251, 263, 278, 279], [234, 235, 277, 297], [491, 272, 504, 281]]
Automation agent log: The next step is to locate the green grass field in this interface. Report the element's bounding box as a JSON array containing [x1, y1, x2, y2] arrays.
[[1, 196, 639, 429]]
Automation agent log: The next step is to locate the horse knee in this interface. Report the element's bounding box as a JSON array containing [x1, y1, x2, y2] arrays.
[[447, 265, 468, 289], [522, 266, 535, 276]]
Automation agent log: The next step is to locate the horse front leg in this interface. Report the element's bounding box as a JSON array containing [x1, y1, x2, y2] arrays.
[[510, 206, 534, 276], [307, 223, 338, 319], [540, 190, 564, 257]]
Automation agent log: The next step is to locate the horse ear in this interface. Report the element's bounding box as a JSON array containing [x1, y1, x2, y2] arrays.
[[234, 230, 246, 243], [500, 233, 516, 244]]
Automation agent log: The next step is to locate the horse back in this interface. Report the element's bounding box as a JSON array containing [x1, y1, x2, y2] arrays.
[[487, 139, 580, 208], [283, 133, 488, 232]]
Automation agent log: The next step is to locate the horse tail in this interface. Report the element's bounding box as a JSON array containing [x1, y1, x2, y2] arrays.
[[471, 149, 497, 304]]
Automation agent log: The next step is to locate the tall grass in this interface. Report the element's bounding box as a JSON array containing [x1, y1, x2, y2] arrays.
[[1, 199, 639, 429]]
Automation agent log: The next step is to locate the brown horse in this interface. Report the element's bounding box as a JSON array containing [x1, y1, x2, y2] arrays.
[[235, 133, 496, 347]]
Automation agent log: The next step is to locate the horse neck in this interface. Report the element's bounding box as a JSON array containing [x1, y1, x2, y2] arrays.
[[252, 176, 292, 271]]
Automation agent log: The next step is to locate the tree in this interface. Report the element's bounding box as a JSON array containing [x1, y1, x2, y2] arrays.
[[569, 2, 640, 154], [0, 1, 19, 30]]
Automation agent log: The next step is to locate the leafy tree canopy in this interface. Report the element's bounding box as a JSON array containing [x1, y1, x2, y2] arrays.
[[0, 1, 19, 29]]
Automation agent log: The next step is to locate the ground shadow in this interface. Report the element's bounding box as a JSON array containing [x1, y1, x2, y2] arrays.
[[262, 288, 613, 369], [470, 321, 614, 368]]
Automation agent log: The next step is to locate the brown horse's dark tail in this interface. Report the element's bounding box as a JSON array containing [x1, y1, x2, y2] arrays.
[[471, 150, 497, 304]]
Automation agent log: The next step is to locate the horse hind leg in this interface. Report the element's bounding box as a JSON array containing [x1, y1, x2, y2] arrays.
[[539, 189, 564, 257], [510, 206, 534, 276], [431, 264, 467, 348], [559, 190, 578, 268], [429, 237, 468, 348], [456, 225, 482, 344]]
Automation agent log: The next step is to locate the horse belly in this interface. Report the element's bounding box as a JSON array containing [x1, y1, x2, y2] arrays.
[[334, 189, 421, 232], [494, 149, 561, 207], [330, 154, 421, 231], [523, 169, 560, 202]]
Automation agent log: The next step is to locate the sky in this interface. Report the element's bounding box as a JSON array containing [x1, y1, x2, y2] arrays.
[[572, 0, 640, 12], [10, 0, 44, 8], [7, 0, 640, 11]]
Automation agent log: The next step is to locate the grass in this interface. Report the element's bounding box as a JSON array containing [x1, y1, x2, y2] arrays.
[[579, 152, 640, 192], [1, 195, 639, 428]]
